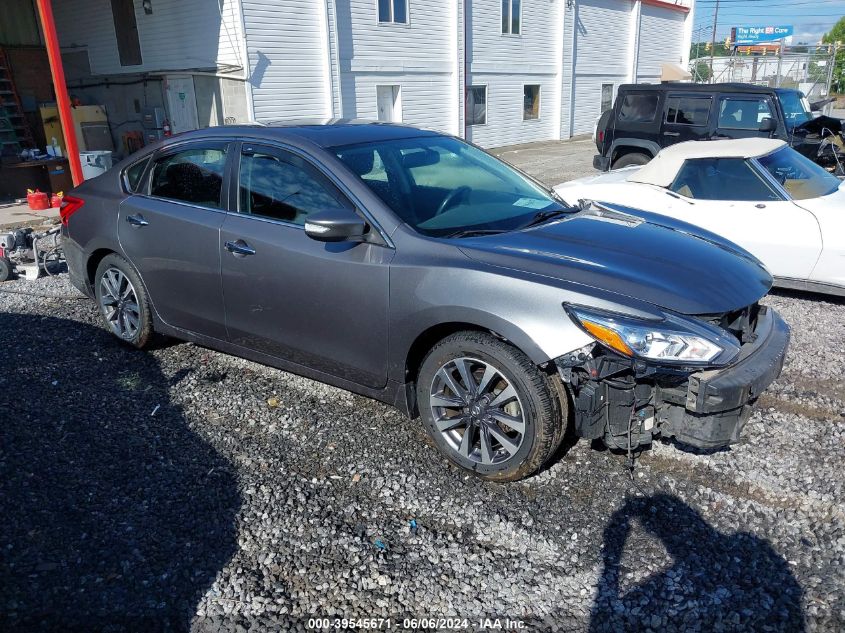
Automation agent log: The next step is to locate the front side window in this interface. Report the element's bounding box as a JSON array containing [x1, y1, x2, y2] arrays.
[[523, 85, 540, 120], [600, 84, 614, 113], [149, 146, 227, 208], [669, 158, 781, 201], [466, 85, 487, 126], [238, 150, 347, 225], [333, 136, 563, 237], [378, 0, 407, 23], [502, 0, 521, 34], [718, 97, 774, 130], [123, 157, 149, 192], [757, 147, 841, 200], [665, 96, 711, 126], [618, 93, 659, 123]]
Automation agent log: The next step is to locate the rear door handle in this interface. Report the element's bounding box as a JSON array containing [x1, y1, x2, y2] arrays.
[[126, 214, 149, 227], [224, 240, 256, 257], [663, 131, 681, 137]]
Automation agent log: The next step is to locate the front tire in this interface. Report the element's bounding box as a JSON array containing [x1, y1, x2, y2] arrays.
[[94, 253, 153, 348], [417, 331, 566, 481]]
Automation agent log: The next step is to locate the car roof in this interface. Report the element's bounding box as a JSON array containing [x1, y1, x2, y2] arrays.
[[617, 82, 789, 95], [163, 119, 441, 149], [628, 138, 788, 187]]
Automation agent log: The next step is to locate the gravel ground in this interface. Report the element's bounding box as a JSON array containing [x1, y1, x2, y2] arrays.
[[1, 140, 843, 631]]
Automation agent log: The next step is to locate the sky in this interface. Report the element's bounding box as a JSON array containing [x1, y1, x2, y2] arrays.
[[692, 0, 845, 45]]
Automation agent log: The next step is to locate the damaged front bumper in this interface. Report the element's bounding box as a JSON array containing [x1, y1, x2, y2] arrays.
[[556, 306, 790, 450]]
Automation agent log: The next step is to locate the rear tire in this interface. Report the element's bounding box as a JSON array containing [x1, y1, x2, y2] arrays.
[[612, 152, 650, 169], [417, 331, 566, 482], [0, 256, 11, 282], [94, 253, 153, 349]]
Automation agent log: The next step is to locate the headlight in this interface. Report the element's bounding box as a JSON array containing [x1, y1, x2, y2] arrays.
[[565, 305, 740, 365]]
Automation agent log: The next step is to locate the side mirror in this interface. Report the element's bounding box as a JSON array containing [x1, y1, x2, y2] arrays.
[[304, 208, 368, 243], [759, 117, 777, 133]]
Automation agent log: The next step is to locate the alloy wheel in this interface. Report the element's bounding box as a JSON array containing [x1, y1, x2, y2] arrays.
[[429, 357, 526, 465], [99, 267, 141, 340]]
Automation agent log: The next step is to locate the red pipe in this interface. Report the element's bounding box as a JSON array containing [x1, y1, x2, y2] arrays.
[[35, 0, 84, 185]]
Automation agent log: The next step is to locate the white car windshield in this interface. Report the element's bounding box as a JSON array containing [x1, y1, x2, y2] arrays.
[[757, 147, 841, 200]]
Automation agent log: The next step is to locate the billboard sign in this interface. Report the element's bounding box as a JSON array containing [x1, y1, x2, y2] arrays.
[[732, 25, 794, 45]]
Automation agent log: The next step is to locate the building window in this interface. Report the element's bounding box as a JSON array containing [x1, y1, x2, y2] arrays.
[[501, 0, 521, 34], [110, 0, 142, 66], [523, 85, 540, 120], [600, 84, 614, 113], [378, 0, 407, 23], [466, 86, 487, 126]]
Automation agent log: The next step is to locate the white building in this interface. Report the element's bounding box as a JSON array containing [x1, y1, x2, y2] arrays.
[[43, 0, 693, 149]]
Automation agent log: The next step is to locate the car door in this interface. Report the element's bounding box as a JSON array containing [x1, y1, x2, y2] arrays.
[[117, 140, 230, 340], [665, 157, 822, 280], [712, 94, 778, 140], [220, 142, 392, 389], [661, 94, 713, 146]]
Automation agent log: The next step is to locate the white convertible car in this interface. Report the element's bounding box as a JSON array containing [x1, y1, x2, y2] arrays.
[[555, 138, 844, 296]]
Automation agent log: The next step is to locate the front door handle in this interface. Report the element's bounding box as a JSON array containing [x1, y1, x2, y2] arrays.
[[126, 214, 149, 227], [224, 240, 256, 257]]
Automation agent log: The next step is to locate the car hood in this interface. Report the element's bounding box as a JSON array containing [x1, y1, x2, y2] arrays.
[[457, 202, 773, 316]]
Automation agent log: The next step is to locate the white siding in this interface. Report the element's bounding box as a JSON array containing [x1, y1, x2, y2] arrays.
[[333, 0, 458, 134], [636, 3, 686, 82], [242, 0, 331, 120], [467, 0, 564, 147], [570, 0, 632, 135], [54, 0, 245, 75]]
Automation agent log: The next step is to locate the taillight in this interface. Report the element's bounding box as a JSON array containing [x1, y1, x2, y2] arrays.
[[60, 195, 85, 225], [598, 130, 605, 143]]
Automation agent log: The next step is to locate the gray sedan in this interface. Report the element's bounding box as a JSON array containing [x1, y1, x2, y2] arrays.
[[61, 121, 789, 481]]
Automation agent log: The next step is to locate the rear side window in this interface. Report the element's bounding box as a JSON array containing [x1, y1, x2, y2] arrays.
[[718, 97, 774, 130], [665, 97, 711, 126], [123, 158, 149, 192], [149, 146, 227, 208], [618, 93, 659, 123], [669, 158, 781, 201]]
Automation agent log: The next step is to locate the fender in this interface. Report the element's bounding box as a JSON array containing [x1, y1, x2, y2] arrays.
[[609, 138, 661, 161]]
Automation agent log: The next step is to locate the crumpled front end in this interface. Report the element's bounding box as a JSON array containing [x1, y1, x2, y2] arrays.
[[556, 304, 790, 450]]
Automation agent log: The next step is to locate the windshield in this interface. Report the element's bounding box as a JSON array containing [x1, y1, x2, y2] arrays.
[[757, 147, 841, 200], [777, 90, 813, 129], [332, 136, 563, 237]]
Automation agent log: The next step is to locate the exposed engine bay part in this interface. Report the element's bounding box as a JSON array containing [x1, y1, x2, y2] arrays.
[[0, 226, 64, 282], [556, 305, 790, 452]]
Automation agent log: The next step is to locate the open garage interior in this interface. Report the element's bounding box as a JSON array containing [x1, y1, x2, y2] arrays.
[[0, 0, 250, 202]]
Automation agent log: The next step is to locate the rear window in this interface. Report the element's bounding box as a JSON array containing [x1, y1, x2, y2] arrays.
[[618, 93, 659, 123], [665, 97, 711, 126]]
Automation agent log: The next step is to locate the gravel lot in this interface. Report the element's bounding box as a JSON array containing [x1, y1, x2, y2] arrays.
[[1, 141, 844, 632]]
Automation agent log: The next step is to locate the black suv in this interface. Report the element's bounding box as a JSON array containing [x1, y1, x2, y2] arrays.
[[594, 83, 844, 173]]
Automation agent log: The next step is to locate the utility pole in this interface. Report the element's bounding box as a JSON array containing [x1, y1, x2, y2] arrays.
[[709, 0, 720, 83]]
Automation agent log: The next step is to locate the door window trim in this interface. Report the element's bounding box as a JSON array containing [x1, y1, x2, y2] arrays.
[[142, 139, 234, 212], [228, 140, 393, 248]]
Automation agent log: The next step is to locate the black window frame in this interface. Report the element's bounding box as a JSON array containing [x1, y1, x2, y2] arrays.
[[235, 143, 353, 228], [664, 95, 712, 127], [146, 141, 231, 210]]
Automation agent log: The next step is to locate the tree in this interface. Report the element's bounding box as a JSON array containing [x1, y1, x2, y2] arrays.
[[693, 62, 712, 82], [821, 16, 845, 93]]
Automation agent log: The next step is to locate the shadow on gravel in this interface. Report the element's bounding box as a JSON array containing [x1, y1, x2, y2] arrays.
[[589, 494, 804, 632], [0, 313, 240, 631]]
